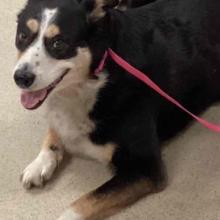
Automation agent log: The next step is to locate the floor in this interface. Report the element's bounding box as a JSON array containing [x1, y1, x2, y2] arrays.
[[0, 0, 219, 219]]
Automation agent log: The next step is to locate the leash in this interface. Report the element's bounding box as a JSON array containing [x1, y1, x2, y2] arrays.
[[95, 48, 220, 133]]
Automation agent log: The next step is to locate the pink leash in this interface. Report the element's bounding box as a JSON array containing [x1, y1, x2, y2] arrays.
[[96, 48, 220, 133]]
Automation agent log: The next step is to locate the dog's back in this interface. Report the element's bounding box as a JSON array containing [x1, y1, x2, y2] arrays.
[[91, 0, 220, 140]]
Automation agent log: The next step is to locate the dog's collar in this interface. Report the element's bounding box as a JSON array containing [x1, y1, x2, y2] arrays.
[[95, 48, 220, 133]]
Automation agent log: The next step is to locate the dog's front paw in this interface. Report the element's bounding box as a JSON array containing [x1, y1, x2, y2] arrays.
[[57, 209, 83, 220], [21, 150, 57, 189]]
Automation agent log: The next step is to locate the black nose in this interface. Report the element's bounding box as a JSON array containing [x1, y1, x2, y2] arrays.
[[14, 70, 36, 89]]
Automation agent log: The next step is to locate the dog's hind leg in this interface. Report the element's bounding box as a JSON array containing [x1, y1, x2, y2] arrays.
[[57, 175, 164, 220], [58, 139, 166, 219], [21, 128, 64, 189]]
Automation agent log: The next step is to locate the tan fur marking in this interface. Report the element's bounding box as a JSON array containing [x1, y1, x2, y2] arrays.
[[42, 128, 63, 161], [42, 128, 60, 148], [71, 179, 157, 220], [17, 51, 23, 60], [89, 0, 106, 20], [89, 0, 123, 20], [45, 24, 60, 38], [100, 143, 116, 163], [27, 19, 39, 33]]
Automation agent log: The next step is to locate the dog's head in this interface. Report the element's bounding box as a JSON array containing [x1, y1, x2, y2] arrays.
[[13, 0, 120, 110]]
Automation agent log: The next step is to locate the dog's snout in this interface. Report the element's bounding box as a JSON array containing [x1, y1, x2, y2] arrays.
[[14, 69, 36, 89]]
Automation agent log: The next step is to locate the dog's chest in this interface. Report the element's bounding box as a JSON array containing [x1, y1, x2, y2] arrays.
[[45, 77, 106, 150]]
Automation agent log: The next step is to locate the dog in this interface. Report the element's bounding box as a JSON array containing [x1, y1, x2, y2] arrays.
[[13, 0, 220, 219]]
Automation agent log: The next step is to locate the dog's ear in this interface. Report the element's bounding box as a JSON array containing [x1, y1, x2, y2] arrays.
[[80, 0, 119, 21]]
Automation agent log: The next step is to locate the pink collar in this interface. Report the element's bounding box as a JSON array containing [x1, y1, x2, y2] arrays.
[[95, 48, 220, 133]]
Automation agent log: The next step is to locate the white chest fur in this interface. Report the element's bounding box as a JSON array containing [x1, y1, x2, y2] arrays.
[[45, 74, 106, 156]]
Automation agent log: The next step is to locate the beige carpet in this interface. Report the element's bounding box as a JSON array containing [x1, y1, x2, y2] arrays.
[[0, 1, 219, 219]]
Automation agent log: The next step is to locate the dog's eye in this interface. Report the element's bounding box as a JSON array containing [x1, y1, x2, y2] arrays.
[[52, 40, 68, 51], [18, 32, 28, 42]]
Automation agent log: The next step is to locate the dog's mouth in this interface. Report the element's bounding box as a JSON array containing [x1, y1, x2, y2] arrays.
[[21, 70, 69, 110]]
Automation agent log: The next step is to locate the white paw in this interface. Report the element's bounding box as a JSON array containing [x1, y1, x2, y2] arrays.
[[57, 209, 83, 220], [21, 150, 57, 189]]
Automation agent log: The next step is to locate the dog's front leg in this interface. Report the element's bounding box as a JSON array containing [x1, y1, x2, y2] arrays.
[[21, 128, 64, 189]]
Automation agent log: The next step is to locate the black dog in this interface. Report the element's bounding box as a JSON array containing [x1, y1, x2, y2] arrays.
[[14, 0, 220, 219]]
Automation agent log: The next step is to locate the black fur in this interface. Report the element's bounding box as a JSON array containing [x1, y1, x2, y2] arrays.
[[119, 0, 157, 8]]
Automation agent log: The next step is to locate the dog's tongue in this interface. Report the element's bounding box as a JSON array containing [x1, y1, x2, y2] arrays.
[[21, 89, 48, 109]]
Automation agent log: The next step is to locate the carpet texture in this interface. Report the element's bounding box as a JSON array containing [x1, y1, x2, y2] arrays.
[[0, 1, 219, 219]]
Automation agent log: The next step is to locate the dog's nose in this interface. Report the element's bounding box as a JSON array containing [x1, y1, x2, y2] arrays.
[[14, 69, 36, 89]]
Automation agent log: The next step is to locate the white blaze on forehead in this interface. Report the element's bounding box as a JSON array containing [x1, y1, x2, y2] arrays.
[[39, 9, 58, 39], [14, 8, 58, 70]]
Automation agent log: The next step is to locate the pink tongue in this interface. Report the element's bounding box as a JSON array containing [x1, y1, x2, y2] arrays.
[[21, 89, 48, 109]]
